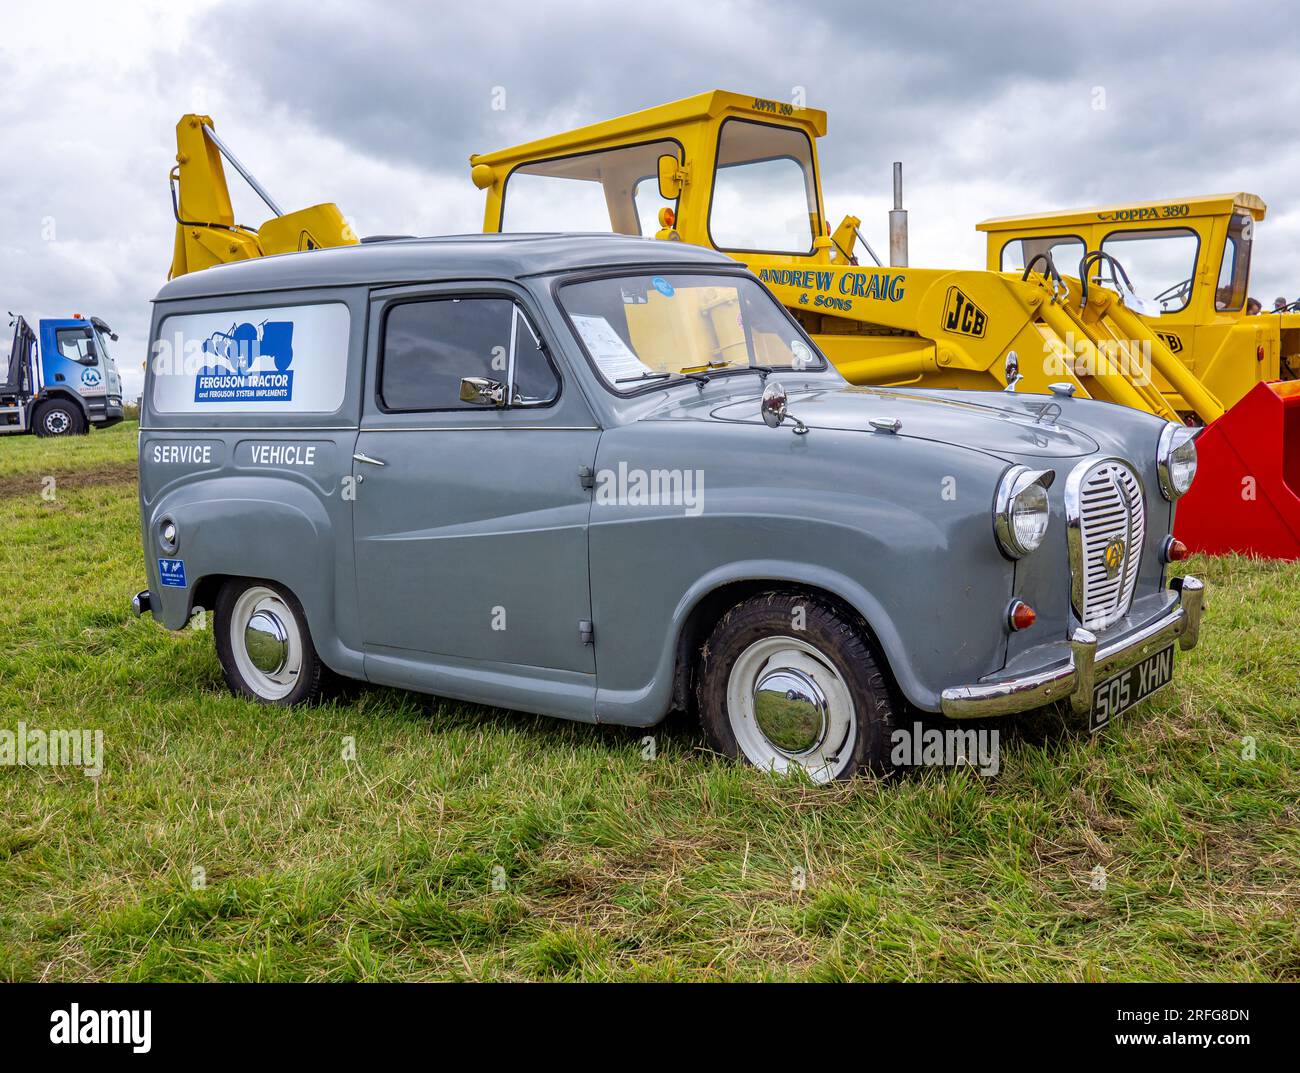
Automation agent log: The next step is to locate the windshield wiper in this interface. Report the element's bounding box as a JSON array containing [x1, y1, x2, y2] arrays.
[[615, 371, 671, 383], [705, 361, 777, 380], [615, 370, 711, 387]]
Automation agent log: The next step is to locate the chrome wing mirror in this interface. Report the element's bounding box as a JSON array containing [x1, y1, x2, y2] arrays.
[[1003, 350, 1024, 392], [459, 376, 506, 407], [760, 380, 808, 435]]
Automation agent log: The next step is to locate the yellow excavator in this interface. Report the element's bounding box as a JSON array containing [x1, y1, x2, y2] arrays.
[[466, 90, 1299, 558], [467, 90, 1224, 420]]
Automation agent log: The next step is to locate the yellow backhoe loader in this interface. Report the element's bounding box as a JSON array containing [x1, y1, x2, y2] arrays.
[[979, 195, 1299, 401], [978, 196, 1300, 558], [468, 91, 1214, 414], [467, 90, 1299, 558]]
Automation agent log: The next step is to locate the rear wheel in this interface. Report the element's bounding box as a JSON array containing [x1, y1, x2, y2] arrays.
[[33, 399, 86, 437], [695, 592, 898, 781], [214, 580, 327, 705]]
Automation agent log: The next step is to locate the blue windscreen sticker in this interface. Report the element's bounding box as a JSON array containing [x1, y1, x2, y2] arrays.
[[651, 276, 675, 297], [158, 558, 187, 588]]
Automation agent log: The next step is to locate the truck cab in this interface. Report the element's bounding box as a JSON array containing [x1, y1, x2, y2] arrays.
[[2, 313, 124, 436]]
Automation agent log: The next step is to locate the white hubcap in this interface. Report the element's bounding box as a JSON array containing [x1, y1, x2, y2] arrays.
[[726, 636, 856, 782], [230, 587, 302, 700]]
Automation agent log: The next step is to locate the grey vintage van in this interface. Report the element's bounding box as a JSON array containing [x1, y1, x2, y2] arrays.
[[134, 234, 1204, 781]]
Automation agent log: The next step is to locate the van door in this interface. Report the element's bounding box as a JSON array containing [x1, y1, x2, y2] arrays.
[[352, 285, 600, 681]]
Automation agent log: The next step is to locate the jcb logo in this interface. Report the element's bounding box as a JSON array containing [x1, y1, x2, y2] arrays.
[[1156, 331, 1183, 354], [943, 287, 987, 338]]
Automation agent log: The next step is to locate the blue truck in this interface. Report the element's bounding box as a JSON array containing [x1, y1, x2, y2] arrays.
[[2, 314, 125, 436]]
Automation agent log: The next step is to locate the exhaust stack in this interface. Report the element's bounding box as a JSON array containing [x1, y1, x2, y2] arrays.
[[889, 162, 908, 268]]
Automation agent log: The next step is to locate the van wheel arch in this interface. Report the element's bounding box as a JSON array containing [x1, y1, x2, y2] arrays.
[[189, 574, 230, 623], [671, 580, 903, 716], [213, 577, 333, 705]]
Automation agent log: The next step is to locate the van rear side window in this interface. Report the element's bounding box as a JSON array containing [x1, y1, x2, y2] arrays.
[[151, 302, 350, 414]]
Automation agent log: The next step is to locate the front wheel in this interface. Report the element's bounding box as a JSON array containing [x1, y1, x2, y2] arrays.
[[33, 399, 86, 437], [214, 580, 328, 704], [696, 592, 898, 782]]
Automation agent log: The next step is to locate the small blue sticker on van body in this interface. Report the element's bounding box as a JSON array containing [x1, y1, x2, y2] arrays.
[[651, 276, 674, 297], [158, 558, 187, 587]]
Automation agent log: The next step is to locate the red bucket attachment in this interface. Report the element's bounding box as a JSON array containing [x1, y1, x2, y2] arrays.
[[1175, 380, 1300, 559]]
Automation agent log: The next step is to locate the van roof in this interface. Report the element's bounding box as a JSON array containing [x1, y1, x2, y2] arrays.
[[155, 232, 738, 301]]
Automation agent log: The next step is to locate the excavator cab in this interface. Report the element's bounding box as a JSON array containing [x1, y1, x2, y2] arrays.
[[471, 92, 831, 257]]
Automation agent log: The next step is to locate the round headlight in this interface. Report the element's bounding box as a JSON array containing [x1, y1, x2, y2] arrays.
[[1157, 423, 1198, 500], [994, 467, 1055, 559]]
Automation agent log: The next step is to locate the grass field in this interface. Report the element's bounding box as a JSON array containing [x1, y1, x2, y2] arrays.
[[1, 421, 1296, 981]]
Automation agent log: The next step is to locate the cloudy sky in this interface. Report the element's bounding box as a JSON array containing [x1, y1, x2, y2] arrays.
[[3, 0, 1298, 400]]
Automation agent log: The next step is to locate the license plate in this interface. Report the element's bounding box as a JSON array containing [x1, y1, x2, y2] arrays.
[[1089, 645, 1175, 733]]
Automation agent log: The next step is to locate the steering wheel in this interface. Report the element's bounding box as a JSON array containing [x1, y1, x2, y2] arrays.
[[1153, 279, 1192, 309]]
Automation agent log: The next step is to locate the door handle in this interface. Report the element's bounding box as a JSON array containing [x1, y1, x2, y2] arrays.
[[352, 452, 386, 466]]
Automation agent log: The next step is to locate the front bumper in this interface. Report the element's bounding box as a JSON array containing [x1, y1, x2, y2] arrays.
[[940, 575, 1204, 719]]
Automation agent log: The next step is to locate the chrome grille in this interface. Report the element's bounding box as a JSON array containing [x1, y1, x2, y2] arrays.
[[1075, 460, 1145, 631]]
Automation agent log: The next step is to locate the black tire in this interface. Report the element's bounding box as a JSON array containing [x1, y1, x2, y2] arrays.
[[214, 579, 328, 705], [695, 591, 898, 780], [33, 399, 86, 437]]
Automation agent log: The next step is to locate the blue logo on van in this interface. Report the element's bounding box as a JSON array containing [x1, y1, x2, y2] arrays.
[[81, 368, 102, 388], [195, 320, 294, 403], [651, 276, 675, 297], [158, 558, 187, 587]]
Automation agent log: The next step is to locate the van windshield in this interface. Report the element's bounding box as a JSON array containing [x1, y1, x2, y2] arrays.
[[558, 272, 826, 392]]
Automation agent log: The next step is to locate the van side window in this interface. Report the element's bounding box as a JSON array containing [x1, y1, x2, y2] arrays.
[[380, 298, 558, 411]]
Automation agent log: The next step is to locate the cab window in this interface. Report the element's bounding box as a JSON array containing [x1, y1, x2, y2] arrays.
[[709, 119, 819, 254], [1000, 236, 1085, 277], [56, 328, 96, 365], [1100, 227, 1199, 313], [380, 298, 558, 412], [501, 140, 680, 236], [1214, 213, 1253, 312]]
